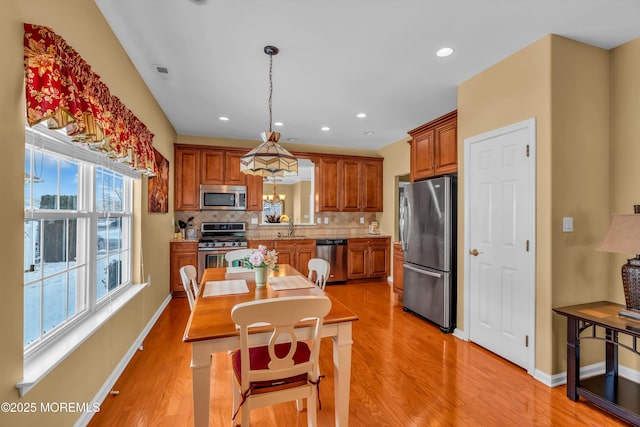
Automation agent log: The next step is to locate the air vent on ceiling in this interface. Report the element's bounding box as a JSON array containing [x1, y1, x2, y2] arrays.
[[153, 64, 172, 80]]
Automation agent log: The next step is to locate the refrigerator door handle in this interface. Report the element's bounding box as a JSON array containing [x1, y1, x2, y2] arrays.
[[400, 193, 409, 251], [403, 263, 442, 278]]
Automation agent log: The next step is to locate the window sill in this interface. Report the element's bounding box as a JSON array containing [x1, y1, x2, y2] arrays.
[[17, 283, 147, 397]]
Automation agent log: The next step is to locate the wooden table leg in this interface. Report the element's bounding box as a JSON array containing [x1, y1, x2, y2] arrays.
[[191, 342, 212, 427], [332, 322, 353, 426], [566, 317, 579, 401]]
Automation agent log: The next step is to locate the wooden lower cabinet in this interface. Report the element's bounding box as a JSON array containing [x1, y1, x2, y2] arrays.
[[274, 239, 316, 278], [393, 242, 404, 297], [248, 239, 316, 277], [169, 241, 198, 297], [347, 237, 390, 280]]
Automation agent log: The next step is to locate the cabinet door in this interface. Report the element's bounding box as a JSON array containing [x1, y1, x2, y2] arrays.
[[175, 147, 200, 211], [411, 128, 435, 181], [369, 239, 390, 278], [316, 157, 341, 211], [170, 242, 198, 296], [224, 151, 247, 185], [274, 240, 296, 267], [361, 160, 383, 212], [434, 118, 457, 175], [347, 240, 368, 279], [294, 240, 316, 277], [340, 159, 361, 212], [248, 240, 275, 250], [200, 149, 224, 185], [246, 175, 264, 211], [393, 242, 404, 295]]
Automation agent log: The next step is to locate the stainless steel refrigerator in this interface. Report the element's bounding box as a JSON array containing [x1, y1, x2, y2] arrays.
[[400, 176, 457, 332]]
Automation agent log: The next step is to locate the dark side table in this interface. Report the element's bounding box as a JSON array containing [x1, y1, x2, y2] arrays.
[[553, 301, 640, 425]]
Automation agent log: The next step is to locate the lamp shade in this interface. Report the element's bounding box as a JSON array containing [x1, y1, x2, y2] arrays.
[[596, 214, 640, 254], [240, 135, 298, 177]]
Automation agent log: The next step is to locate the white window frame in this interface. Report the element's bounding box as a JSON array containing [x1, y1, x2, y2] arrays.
[[19, 124, 143, 397]]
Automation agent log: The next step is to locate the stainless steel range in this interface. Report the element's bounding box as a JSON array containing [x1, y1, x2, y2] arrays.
[[197, 222, 248, 278]]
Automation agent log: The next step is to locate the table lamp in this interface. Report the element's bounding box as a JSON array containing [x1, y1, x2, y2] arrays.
[[596, 206, 640, 320]]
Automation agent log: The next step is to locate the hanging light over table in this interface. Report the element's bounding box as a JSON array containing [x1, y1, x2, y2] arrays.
[[240, 46, 298, 177]]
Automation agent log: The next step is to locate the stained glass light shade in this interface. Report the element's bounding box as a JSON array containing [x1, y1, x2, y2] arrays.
[[240, 131, 298, 177]]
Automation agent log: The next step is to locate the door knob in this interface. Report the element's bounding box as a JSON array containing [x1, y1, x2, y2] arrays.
[[469, 249, 480, 256]]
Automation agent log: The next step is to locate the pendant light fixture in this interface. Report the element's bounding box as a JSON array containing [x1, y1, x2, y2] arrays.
[[240, 46, 298, 177]]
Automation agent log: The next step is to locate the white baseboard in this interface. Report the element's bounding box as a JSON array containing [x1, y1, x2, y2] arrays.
[[74, 294, 172, 427], [452, 328, 467, 341], [540, 361, 640, 388]]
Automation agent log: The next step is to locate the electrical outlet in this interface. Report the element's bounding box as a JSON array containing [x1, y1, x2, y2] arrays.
[[360, 217, 365, 224], [147, 274, 151, 287], [324, 217, 329, 225], [250, 217, 258, 225], [317, 217, 321, 224]]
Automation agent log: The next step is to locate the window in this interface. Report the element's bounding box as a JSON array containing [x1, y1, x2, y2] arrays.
[[24, 126, 133, 353]]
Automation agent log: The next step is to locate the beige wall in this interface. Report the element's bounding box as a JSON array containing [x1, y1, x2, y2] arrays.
[[549, 36, 611, 370], [377, 137, 411, 242], [1, 1, 176, 425]]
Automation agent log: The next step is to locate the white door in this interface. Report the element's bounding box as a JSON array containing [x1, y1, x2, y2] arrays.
[[464, 118, 536, 372]]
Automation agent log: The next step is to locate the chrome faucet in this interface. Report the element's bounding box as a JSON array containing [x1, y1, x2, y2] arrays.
[[288, 219, 295, 237]]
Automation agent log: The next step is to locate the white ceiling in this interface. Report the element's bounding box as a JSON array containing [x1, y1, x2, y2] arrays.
[[95, 0, 640, 151]]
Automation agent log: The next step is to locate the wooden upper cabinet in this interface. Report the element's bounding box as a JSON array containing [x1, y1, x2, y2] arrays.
[[200, 149, 224, 185], [317, 156, 383, 213], [224, 151, 247, 185], [411, 128, 435, 180], [316, 157, 341, 211], [408, 110, 457, 182], [361, 160, 383, 212], [245, 174, 264, 211], [340, 159, 361, 212], [201, 150, 246, 186], [175, 146, 200, 211], [434, 118, 457, 176]]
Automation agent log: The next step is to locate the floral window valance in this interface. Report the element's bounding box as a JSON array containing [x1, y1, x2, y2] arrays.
[[23, 23, 156, 175]]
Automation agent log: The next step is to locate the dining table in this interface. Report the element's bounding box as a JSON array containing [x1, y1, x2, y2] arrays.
[[183, 264, 359, 426]]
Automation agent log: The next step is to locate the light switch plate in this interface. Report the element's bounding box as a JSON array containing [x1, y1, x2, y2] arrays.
[[317, 217, 321, 224], [562, 217, 574, 233], [324, 217, 329, 225], [360, 217, 365, 224], [250, 217, 258, 225]]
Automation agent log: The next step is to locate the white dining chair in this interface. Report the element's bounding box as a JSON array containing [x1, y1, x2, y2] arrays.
[[230, 295, 332, 427], [308, 258, 330, 290], [224, 249, 254, 267], [179, 265, 198, 310]]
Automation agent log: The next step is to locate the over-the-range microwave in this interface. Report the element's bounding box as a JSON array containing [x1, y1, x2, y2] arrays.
[[199, 184, 247, 210]]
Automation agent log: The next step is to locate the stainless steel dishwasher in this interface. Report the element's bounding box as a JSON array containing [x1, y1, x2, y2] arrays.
[[315, 239, 347, 283]]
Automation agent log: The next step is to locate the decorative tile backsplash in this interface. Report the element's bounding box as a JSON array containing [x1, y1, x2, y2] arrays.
[[175, 211, 380, 239]]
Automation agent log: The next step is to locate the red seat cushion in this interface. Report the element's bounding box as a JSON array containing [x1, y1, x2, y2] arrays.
[[232, 342, 311, 393]]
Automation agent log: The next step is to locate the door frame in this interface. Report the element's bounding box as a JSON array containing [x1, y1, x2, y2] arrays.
[[462, 117, 537, 375]]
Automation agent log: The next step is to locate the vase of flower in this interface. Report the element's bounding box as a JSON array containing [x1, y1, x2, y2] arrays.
[[254, 267, 268, 287], [242, 245, 278, 288]]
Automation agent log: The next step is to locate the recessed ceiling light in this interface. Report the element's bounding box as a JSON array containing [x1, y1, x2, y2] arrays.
[[274, 122, 283, 127], [356, 113, 367, 118], [436, 47, 454, 57], [321, 126, 330, 131], [218, 116, 229, 121], [286, 138, 297, 142], [364, 131, 374, 136]]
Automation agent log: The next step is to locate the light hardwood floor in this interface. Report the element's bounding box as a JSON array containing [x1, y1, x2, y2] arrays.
[[88, 281, 631, 426]]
